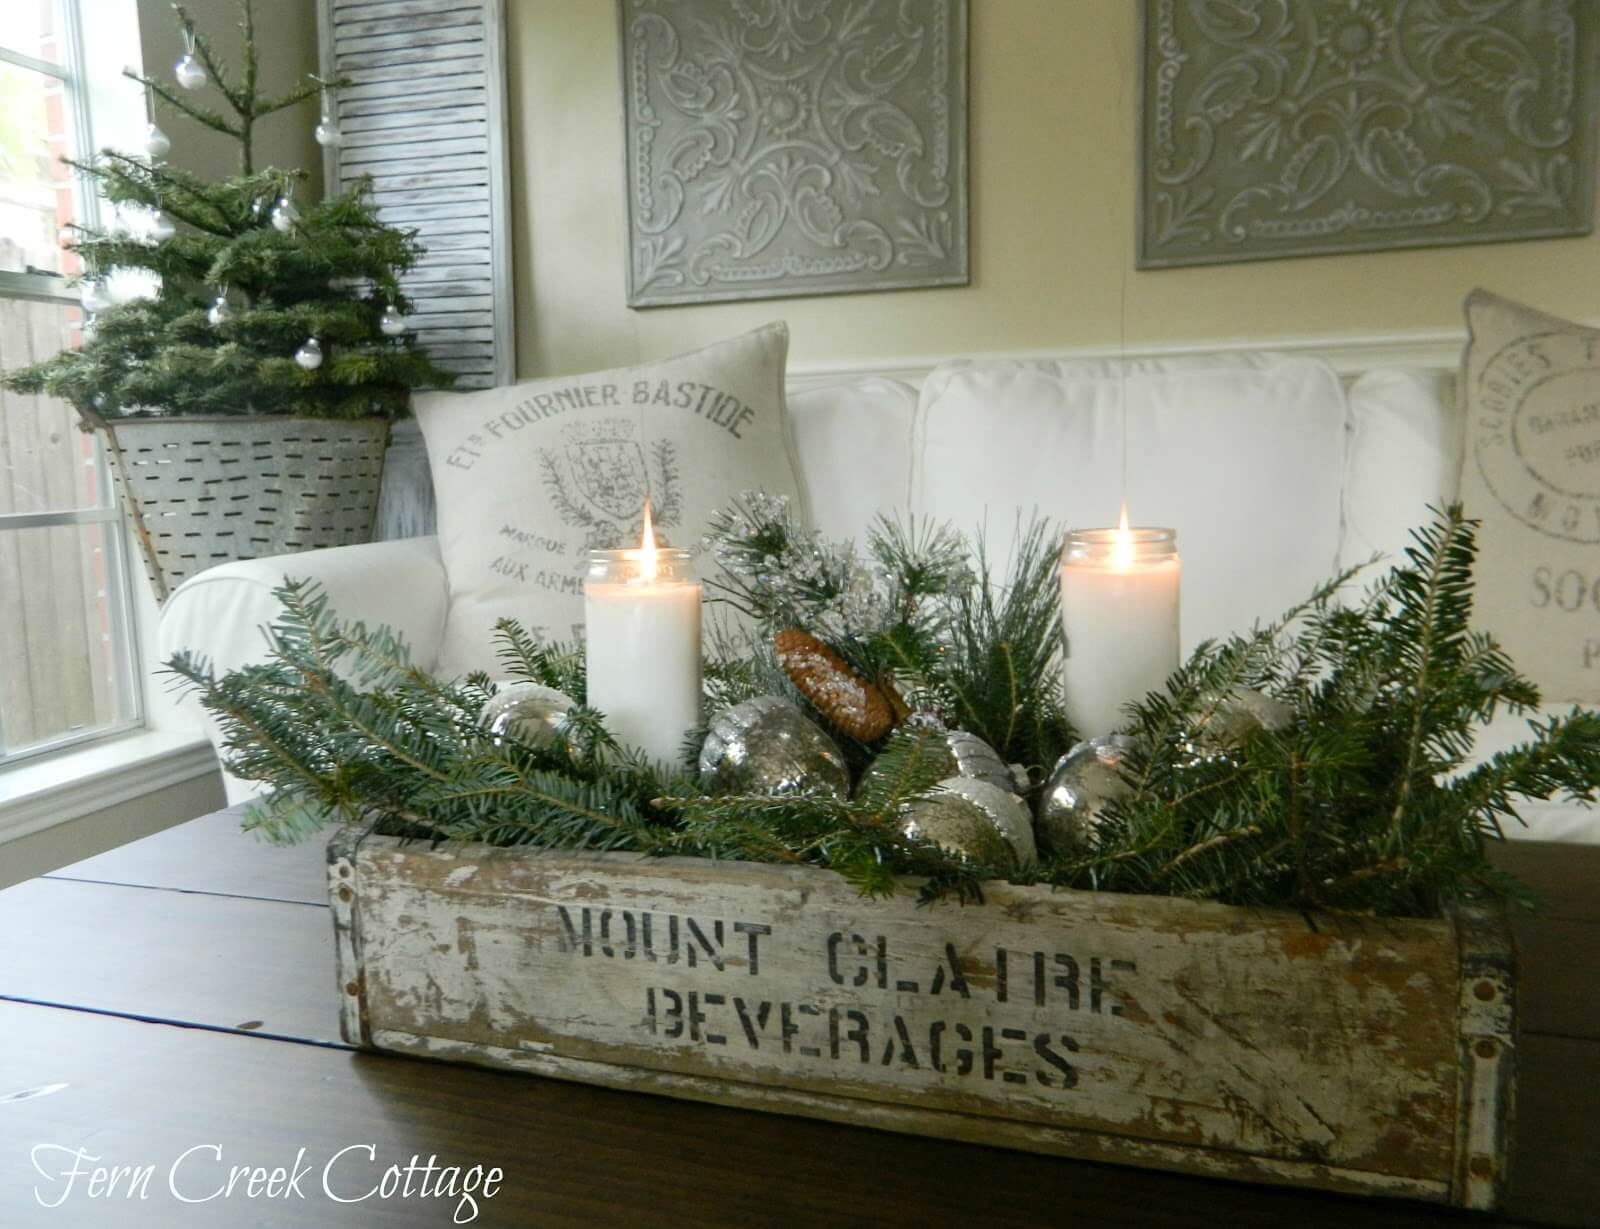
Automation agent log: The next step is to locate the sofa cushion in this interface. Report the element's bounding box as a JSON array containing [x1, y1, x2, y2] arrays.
[[415, 324, 806, 677], [912, 353, 1347, 650], [788, 375, 916, 544], [1340, 368, 1462, 577]]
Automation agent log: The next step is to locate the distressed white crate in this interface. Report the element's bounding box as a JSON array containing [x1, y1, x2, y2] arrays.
[[329, 830, 1515, 1208]]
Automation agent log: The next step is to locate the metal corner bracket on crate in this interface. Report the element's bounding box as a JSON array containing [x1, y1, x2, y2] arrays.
[[328, 826, 1515, 1208]]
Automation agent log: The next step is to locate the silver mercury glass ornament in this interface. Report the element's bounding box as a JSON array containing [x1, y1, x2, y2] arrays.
[[698, 696, 850, 799], [902, 777, 1037, 868], [941, 729, 1016, 793], [480, 683, 576, 750], [206, 293, 232, 326], [856, 726, 1015, 799], [1036, 735, 1136, 856], [294, 337, 323, 370], [1195, 687, 1294, 752], [379, 302, 408, 337]]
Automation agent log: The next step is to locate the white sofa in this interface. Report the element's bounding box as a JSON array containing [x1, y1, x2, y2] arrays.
[[160, 344, 1594, 842]]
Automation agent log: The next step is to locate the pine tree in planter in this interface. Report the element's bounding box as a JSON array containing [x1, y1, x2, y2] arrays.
[[1, 1, 454, 600]]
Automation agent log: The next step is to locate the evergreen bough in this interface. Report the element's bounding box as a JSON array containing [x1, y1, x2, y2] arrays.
[[166, 504, 1600, 918], [1, 1, 453, 423]]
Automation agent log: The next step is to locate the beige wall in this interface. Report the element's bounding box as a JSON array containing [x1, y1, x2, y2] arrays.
[[506, 0, 1600, 378], [136, 0, 322, 190]]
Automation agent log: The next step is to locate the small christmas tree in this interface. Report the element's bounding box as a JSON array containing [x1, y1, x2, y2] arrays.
[[2, 0, 453, 422]]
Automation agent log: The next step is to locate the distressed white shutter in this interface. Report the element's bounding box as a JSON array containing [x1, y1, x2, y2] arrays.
[[317, 0, 514, 391]]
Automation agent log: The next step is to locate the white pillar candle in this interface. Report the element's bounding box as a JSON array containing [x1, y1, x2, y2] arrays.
[[584, 505, 702, 768], [1058, 516, 1181, 738]]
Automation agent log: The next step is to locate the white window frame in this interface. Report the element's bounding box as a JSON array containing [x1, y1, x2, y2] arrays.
[[0, 0, 144, 767]]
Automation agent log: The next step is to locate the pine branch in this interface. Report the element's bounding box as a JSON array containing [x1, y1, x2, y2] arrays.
[[123, 69, 242, 141], [1386, 505, 1476, 844]]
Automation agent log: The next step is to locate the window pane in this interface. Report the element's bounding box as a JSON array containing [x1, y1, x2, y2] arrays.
[[0, 57, 75, 281], [0, 520, 132, 756], [0, 0, 67, 68], [0, 296, 103, 513]]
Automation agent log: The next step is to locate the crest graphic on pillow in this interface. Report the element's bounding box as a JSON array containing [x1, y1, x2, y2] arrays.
[[414, 321, 803, 677], [538, 419, 684, 555]]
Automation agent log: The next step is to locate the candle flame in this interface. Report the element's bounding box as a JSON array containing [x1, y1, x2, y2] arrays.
[[1111, 500, 1134, 571], [638, 497, 658, 582]]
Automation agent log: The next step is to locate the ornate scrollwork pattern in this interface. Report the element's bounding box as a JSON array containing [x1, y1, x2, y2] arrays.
[[1139, 0, 1596, 266], [622, 0, 968, 305]]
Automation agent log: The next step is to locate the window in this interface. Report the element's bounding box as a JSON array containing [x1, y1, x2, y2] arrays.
[[0, 0, 140, 765]]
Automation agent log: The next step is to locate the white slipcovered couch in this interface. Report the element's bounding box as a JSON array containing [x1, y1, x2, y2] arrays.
[[160, 347, 1594, 842]]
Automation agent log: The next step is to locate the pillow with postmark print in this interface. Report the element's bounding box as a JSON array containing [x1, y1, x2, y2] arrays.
[[415, 322, 806, 677], [1459, 289, 1600, 703]]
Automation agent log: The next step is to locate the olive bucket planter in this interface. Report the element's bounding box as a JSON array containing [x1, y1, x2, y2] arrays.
[[92, 415, 390, 601], [328, 828, 1517, 1209]]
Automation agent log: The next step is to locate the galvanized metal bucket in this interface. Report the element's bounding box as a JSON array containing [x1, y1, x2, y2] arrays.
[[93, 415, 391, 601]]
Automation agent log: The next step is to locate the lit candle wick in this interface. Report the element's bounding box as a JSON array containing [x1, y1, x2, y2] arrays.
[[1111, 501, 1134, 571], [638, 497, 658, 582]]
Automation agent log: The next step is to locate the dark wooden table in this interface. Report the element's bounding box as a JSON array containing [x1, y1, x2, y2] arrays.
[[0, 809, 1594, 1227]]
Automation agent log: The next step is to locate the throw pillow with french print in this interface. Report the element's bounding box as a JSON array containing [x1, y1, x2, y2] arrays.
[[415, 323, 804, 676], [1459, 289, 1600, 703]]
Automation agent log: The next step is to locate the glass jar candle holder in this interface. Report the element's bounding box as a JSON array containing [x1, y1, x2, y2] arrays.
[[584, 546, 702, 767], [1058, 526, 1181, 738]]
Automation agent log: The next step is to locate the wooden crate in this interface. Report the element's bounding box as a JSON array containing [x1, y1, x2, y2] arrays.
[[328, 828, 1515, 1209]]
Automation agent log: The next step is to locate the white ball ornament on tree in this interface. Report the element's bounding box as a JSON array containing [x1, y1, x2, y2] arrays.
[[146, 210, 177, 243], [379, 302, 408, 337], [294, 337, 323, 371], [173, 53, 206, 89], [314, 86, 342, 148], [270, 195, 300, 233], [174, 25, 207, 89], [141, 122, 171, 159]]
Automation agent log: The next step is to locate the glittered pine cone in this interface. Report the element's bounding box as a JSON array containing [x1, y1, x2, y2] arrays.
[[773, 628, 900, 742]]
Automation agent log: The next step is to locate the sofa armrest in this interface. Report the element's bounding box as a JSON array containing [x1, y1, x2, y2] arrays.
[[159, 536, 448, 803]]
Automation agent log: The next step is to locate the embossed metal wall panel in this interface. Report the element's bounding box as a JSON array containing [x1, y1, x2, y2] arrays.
[[1138, 0, 1599, 268], [620, 0, 969, 307]]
